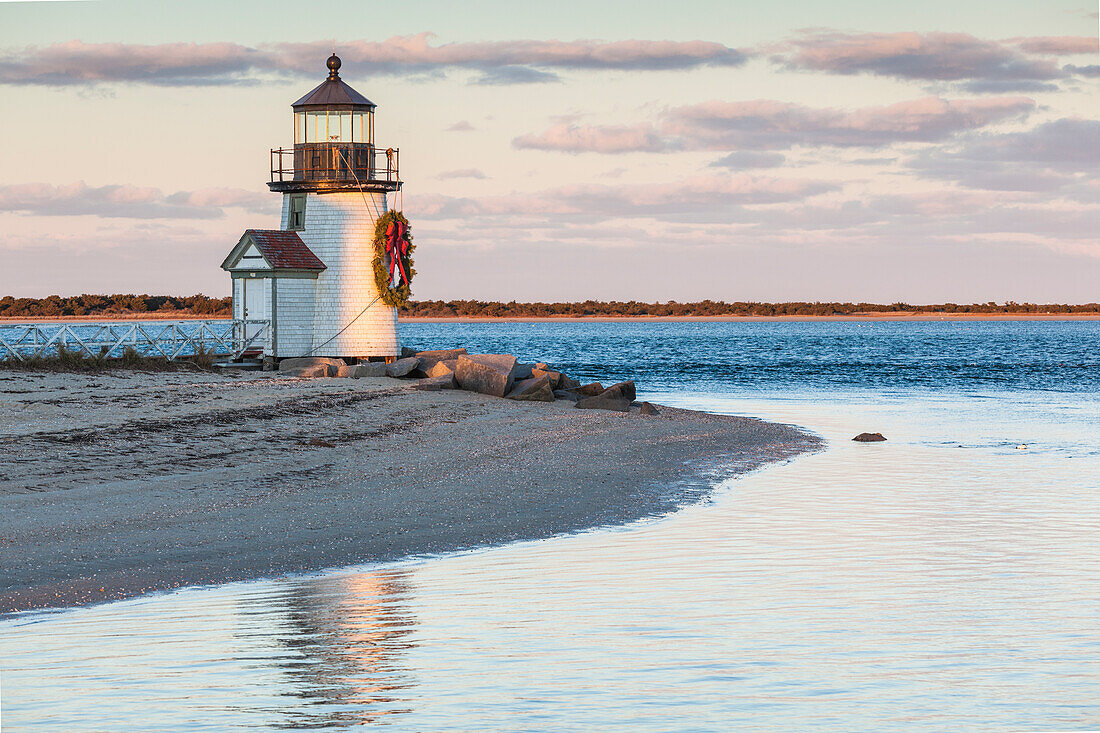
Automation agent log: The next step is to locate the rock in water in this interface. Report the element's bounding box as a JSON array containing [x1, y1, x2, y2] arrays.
[[639, 402, 659, 415], [506, 375, 555, 402], [599, 380, 636, 402], [352, 362, 388, 378], [279, 357, 346, 376], [558, 375, 581, 391], [853, 432, 887, 442], [386, 357, 420, 378], [425, 359, 458, 378], [401, 346, 417, 358], [565, 382, 605, 398], [303, 438, 335, 447], [415, 374, 457, 391], [575, 395, 631, 412], [532, 368, 563, 389], [455, 354, 518, 397]]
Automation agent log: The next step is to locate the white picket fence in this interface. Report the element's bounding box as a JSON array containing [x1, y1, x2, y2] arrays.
[[0, 320, 269, 362]]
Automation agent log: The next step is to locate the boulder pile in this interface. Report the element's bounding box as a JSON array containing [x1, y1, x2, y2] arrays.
[[276, 348, 653, 413]]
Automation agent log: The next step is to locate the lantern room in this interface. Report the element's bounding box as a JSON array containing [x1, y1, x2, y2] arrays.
[[270, 54, 399, 192]]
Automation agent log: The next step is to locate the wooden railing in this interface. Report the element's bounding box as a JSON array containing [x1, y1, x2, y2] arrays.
[[0, 321, 269, 362]]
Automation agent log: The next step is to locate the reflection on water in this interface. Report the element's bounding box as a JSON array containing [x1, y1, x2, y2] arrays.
[[268, 571, 417, 728], [1, 569, 420, 732], [3, 322, 1100, 731]]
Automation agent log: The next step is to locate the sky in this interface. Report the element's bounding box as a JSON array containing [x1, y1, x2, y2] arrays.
[[0, 0, 1097, 303]]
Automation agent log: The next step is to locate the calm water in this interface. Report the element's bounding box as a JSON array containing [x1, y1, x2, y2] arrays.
[[3, 321, 1099, 731]]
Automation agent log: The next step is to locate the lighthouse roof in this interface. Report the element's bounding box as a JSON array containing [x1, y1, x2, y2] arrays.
[[292, 54, 375, 110]]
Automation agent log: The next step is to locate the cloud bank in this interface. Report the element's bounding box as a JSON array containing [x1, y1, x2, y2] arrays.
[[0, 182, 274, 219], [0, 35, 747, 87], [515, 96, 1036, 153], [770, 31, 1095, 92], [909, 118, 1100, 191]]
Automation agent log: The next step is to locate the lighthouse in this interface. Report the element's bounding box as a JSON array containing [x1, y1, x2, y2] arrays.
[[221, 54, 407, 362]]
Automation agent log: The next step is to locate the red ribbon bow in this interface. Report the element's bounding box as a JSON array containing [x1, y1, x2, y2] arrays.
[[385, 220, 410, 286]]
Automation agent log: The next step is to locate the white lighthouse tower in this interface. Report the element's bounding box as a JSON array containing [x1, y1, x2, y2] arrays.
[[222, 54, 403, 361]]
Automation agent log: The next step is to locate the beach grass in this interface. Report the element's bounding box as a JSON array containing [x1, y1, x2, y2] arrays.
[[0, 343, 217, 373]]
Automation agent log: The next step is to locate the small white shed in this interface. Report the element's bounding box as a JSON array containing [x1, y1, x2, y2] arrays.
[[221, 229, 326, 358]]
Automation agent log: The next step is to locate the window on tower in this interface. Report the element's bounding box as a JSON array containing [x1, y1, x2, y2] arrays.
[[288, 194, 306, 230]]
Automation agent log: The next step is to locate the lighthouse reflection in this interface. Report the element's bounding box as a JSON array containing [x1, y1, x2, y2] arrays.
[[260, 569, 418, 728]]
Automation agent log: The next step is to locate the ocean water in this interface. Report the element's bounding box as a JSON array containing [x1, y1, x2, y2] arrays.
[[3, 321, 1099, 731]]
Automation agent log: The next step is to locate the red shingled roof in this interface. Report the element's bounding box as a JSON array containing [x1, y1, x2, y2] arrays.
[[244, 230, 326, 271]]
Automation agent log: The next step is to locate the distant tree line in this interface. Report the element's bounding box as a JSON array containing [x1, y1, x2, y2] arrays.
[[0, 294, 232, 318], [2, 295, 1098, 319], [398, 300, 1100, 317]]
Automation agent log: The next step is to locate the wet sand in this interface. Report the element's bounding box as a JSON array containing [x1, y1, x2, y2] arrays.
[[0, 371, 819, 614]]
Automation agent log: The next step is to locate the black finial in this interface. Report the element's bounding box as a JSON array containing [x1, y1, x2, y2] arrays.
[[327, 53, 341, 79]]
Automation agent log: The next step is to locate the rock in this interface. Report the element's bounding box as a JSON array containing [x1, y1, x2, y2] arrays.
[[575, 395, 631, 412], [506, 375, 554, 402], [386, 357, 420, 378], [400, 347, 417, 358], [415, 348, 468, 374], [567, 382, 605, 397], [639, 402, 659, 415], [415, 347, 467, 360], [333, 365, 356, 378], [415, 374, 457, 391], [302, 438, 335, 448], [425, 359, 458, 378], [553, 390, 582, 402], [598, 380, 636, 402], [531, 368, 562, 389], [853, 432, 887, 442], [455, 354, 518, 397], [514, 362, 536, 380], [352, 362, 388, 378], [558, 375, 581, 391], [281, 365, 329, 378], [279, 357, 345, 376], [535, 362, 550, 370]]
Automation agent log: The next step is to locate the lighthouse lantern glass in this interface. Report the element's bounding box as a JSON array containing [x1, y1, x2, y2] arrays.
[[294, 110, 373, 144]]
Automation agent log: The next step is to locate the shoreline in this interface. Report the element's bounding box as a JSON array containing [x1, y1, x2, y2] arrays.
[[2, 312, 1099, 324], [0, 371, 820, 614]]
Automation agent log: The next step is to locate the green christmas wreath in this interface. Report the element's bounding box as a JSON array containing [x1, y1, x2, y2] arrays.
[[372, 210, 415, 307]]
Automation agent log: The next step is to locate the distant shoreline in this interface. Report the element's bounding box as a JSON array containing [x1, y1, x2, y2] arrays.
[[3, 312, 1100, 324], [401, 313, 1100, 323]]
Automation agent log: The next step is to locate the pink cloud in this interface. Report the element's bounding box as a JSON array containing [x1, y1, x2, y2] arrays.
[[0, 35, 746, 87], [513, 123, 670, 153], [410, 173, 836, 223], [1005, 36, 1099, 55], [0, 182, 275, 219], [0, 41, 261, 86], [772, 31, 1069, 91], [515, 96, 1036, 153]]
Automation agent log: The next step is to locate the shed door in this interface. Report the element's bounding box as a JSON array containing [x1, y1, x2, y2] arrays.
[[242, 277, 266, 341]]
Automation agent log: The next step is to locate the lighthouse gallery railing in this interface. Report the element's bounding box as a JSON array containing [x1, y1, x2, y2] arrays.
[[270, 144, 399, 185], [0, 320, 269, 362]]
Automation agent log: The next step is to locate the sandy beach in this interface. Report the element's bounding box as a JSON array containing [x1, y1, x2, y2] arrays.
[[0, 370, 818, 614]]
